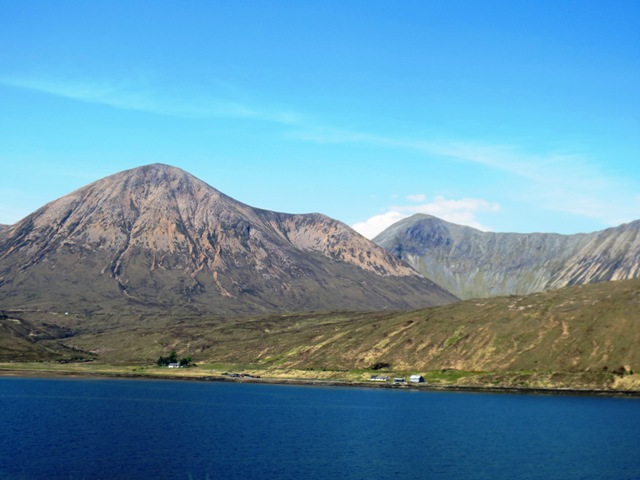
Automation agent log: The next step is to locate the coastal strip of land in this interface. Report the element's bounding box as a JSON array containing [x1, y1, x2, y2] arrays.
[[1, 363, 639, 398]]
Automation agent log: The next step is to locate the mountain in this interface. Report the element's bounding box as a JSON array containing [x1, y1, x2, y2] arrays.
[[374, 214, 640, 299], [0, 164, 456, 314]]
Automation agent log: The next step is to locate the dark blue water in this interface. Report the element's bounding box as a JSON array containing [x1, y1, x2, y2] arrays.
[[1, 378, 639, 479]]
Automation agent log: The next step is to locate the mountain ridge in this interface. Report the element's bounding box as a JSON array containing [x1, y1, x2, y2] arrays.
[[374, 213, 640, 299]]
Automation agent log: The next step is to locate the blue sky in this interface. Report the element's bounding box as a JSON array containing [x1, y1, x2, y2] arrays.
[[1, 1, 639, 237]]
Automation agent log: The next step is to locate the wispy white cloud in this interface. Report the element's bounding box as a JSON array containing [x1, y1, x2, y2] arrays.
[[407, 193, 427, 202], [352, 195, 501, 239], [428, 142, 640, 227], [0, 75, 301, 124], [295, 126, 640, 229]]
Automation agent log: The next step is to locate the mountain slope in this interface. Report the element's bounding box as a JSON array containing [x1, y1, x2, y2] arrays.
[[374, 214, 640, 299], [0, 165, 456, 314], [548, 221, 640, 288]]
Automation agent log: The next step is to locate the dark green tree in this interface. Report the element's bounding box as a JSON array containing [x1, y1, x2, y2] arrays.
[[157, 351, 193, 367], [156, 355, 169, 367]]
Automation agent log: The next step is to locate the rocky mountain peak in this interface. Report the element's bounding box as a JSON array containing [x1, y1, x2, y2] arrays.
[[0, 165, 456, 314]]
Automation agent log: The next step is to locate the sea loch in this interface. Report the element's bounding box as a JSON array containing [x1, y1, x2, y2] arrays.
[[1, 377, 639, 479]]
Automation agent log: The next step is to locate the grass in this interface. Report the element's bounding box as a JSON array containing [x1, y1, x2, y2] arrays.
[[444, 326, 466, 347], [423, 369, 477, 383]]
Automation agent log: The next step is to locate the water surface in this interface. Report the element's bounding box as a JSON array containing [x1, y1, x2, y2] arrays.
[[1, 377, 638, 479]]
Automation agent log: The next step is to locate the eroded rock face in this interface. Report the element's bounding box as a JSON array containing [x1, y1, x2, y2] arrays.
[[375, 214, 640, 300], [0, 164, 456, 314]]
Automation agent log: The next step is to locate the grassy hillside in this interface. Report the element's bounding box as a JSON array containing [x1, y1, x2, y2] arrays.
[[0, 312, 94, 362], [2, 278, 640, 391]]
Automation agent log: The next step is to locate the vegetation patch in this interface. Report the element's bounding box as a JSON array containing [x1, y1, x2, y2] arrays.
[[445, 326, 466, 347], [370, 362, 391, 370]]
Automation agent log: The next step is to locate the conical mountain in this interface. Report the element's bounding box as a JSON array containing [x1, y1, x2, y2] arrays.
[[0, 165, 456, 314], [375, 213, 640, 299]]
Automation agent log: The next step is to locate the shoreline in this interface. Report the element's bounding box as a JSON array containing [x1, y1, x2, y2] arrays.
[[2, 366, 639, 398]]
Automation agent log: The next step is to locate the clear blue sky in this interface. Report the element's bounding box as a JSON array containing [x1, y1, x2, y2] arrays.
[[1, 1, 639, 237]]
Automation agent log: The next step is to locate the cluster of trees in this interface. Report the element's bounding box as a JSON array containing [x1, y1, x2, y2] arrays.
[[156, 350, 193, 367]]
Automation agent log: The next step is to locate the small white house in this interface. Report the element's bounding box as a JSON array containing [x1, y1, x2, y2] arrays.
[[167, 363, 180, 368], [370, 375, 389, 382], [409, 374, 424, 383]]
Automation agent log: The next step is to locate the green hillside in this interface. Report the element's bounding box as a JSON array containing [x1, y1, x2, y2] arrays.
[[2, 278, 639, 391]]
